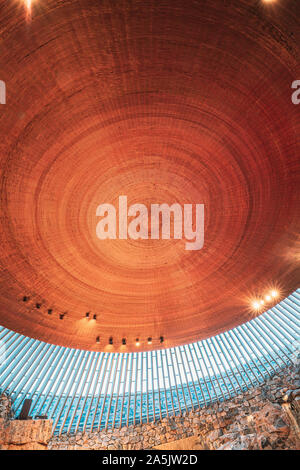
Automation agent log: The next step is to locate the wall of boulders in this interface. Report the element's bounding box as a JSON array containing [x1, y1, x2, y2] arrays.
[[1, 355, 299, 450], [0, 393, 52, 450], [0, 392, 12, 421], [49, 360, 300, 451]]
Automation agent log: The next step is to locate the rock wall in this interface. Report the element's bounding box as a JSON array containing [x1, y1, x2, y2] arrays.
[[49, 362, 300, 451], [0, 392, 12, 420], [1, 360, 299, 451], [0, 418, 53, 450], [0, 393, 52, 450]]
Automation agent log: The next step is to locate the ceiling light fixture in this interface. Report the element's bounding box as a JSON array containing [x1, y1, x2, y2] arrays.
[[96, 336, 100, 344], [147, 337, 152, 345], [24, 0, 33, 21], [160, 336, 164, 343], [36, 303, 41, 309], [135, 338, 140, 346], [109, 337, 113, 345], [93, 314, 97, 320], [252, 301, 260, 310], [122, 338, 126, 345], [85, 312, 90, 318], [271, 290, 279, 298], [48, 309, 52, 315]]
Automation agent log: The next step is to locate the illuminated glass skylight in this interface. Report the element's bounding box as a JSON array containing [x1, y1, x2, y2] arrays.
[[0, 289, 299, 436]]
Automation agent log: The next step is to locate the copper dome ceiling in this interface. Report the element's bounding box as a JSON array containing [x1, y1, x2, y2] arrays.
[[0, 0, 299, 352]]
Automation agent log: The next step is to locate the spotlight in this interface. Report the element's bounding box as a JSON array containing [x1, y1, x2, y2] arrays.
[[109, 337, 113, 345], [160, 336, 164, 343], [135, 339, 140, 346], [59, 314, 64, 320], [122, 338, 126, 345], [47, 309, 52, 315], [271, 290, 279, 298], [93, 314, 97, 320], [147, 337, 152, 345], [252, 301, 260, 310], [24, 0, 33, 21], [86, 312, 90, 318], [96, 336, 100, 344], [260, 300, 264, 305], [22, 296, 29, 302], [36, 303, 41, 309], [265, 295, 271, 302]]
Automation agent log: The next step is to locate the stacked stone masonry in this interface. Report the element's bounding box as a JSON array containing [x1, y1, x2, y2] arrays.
[[1, 360, 299, 450], [0, 392, 52, 450], [50, 361, 300, 450]]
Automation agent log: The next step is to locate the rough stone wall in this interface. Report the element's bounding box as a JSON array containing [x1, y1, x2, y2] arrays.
[[0, 392, 13, 420], [1, 360, 299, 451], [49, 362, 300, 451], [0, 418, 53, 450], [0, 393, 52, 450]]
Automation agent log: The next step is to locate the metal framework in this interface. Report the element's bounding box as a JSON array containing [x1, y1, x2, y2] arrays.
[[0, 289, 299, 436]]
